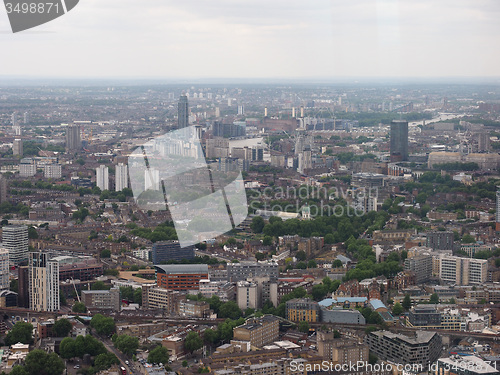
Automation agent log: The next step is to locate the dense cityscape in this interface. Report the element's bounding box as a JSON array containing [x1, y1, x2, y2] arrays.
[[0, 80, 498, 375]]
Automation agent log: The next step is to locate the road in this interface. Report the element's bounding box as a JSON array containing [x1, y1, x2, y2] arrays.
[[97, 333, 139, 375]]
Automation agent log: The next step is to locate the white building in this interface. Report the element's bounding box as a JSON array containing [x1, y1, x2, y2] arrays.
[[440, 255, 488, 285], [236, 280, 259, 310], [0, 247, 9, 290], [29, 252, 60, 312], [2, 225, 28, 265], [44, 164, 62, 179], [19, 159, 36, 177], [115, 163, 128, 191], [96, 165, 109, 191]]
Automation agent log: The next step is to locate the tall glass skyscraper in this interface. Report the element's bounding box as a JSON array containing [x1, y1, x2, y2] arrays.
[[390, 120, 409, 162], [178, 95, 189, 129]]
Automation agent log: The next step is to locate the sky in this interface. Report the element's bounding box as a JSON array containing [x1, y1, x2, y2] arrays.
[[0, 0, 499, 80]]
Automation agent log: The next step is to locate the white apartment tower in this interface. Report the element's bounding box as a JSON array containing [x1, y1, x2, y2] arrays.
[[0, 247, 9, 290], [29, 252, 60, 312], [115, 163, 128, 191], [96, 165, 109, 191], [2, 225, 28, 265]]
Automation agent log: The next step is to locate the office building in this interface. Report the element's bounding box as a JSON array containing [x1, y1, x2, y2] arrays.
[[440, 256, 488, 285], [65, 124, 81, 151], [237, 280, 259, 310], [233, 316, 279, 347], [154, 264, 208, 291], [2, 225, 28, 265], [151, 241, 194, 264], [178, 95, 189, 129], [44, 164, 62, 179], [12, 139, 23, 156], [96, 165, 109, 191], [23, 112, 30, 125], [115, 163, 128, 191], [29, 252, 59, 312], [404, 255, 432, 284], [0, 247, 9, 290], [81, 288, 120, 311], [320, 307, 366, 324], [141, 285, 181, 312], [17, 266, 29, 308], [286, 298, 320, 322], [408, 305, 441, 327], [390, 120, 409, 162], [317, 331, 369, 365], [365, 330, 441, 369], [19, 158, 36, 177], [227, 262, 279, 282], [177, 299, 211, 318], [427, 231, 455, 251]]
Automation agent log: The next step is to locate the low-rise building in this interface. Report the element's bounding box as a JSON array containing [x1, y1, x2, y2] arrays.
[[81, 287, 120, 311], [233, 315, 279, 348]]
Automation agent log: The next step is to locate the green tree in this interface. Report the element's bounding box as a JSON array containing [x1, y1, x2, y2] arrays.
[[333, 330, 341, 338], [368, 352, 378, 365], [462, 234, 476, 244], [332, 259, 343, 268], [90, 314, 115, 336], [24, 349, 64, 375], [184, 331, 203, 354], [298, 321, 310, 333], [262, 236, 273, 246], [94, 352, 119, 371], [148, 345, 169, 365], [392, 302, 403, 316], [182, 360, 188, 367], [27, 226, 38, 239], [5, 322, 33, 345], [52, 319, 72, 337], [402, 294, 412, 310], [72, 302, 87, 313], [430, 293, 439, 304], [100, 249, 111, 258], [10, 366, 29, 375], [296, 250, 306, 261], [250, 216, 265, 233], [91, 281, 110, 290], [203, 328, 219, 345], [113, 335, 139, 356], [218, 301, 242, 320], [307, 260, 317, 268], [59, 337, 76, 359]]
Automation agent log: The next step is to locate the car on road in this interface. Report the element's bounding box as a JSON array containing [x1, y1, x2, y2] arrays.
[[74, 365, 80, 369], [125, 360, 129, 365]]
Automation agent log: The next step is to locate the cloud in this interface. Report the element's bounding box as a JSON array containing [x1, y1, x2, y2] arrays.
[[0, 0, 499, 78]]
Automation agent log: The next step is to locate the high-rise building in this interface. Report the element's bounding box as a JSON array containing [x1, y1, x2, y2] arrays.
[[390, 120, 409, 162], [496, 190, 500, 231], [2, 225, 28, 265], [426, 231, 454, 251], [96, 165, 109, 191], [29, 252, 60, 312], [439, 255, 487, 285], [0, 175, 7, 204], [227, 261, 279, 282], [23, 112, 30, 125], [12, 139, 23, 156], [365, 330, 441, 369], [404, 255, 432, 284], [151, 241, 194, 264], [115, 163, 128, 191], [0, 247, 9, 290], [65, 124, 82, 152], [44, 164, 62, 179], [19, 158, 36, 177], [178, 95, 189, 129]]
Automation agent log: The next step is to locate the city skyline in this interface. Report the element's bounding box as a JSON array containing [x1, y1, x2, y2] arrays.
[[0, 0, 499, 79]]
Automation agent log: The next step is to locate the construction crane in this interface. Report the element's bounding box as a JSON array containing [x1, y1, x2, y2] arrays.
[[71, 277, 81, 303]]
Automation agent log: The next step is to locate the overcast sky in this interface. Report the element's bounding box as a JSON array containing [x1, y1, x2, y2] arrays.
[[0, 0, 499, 79]]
